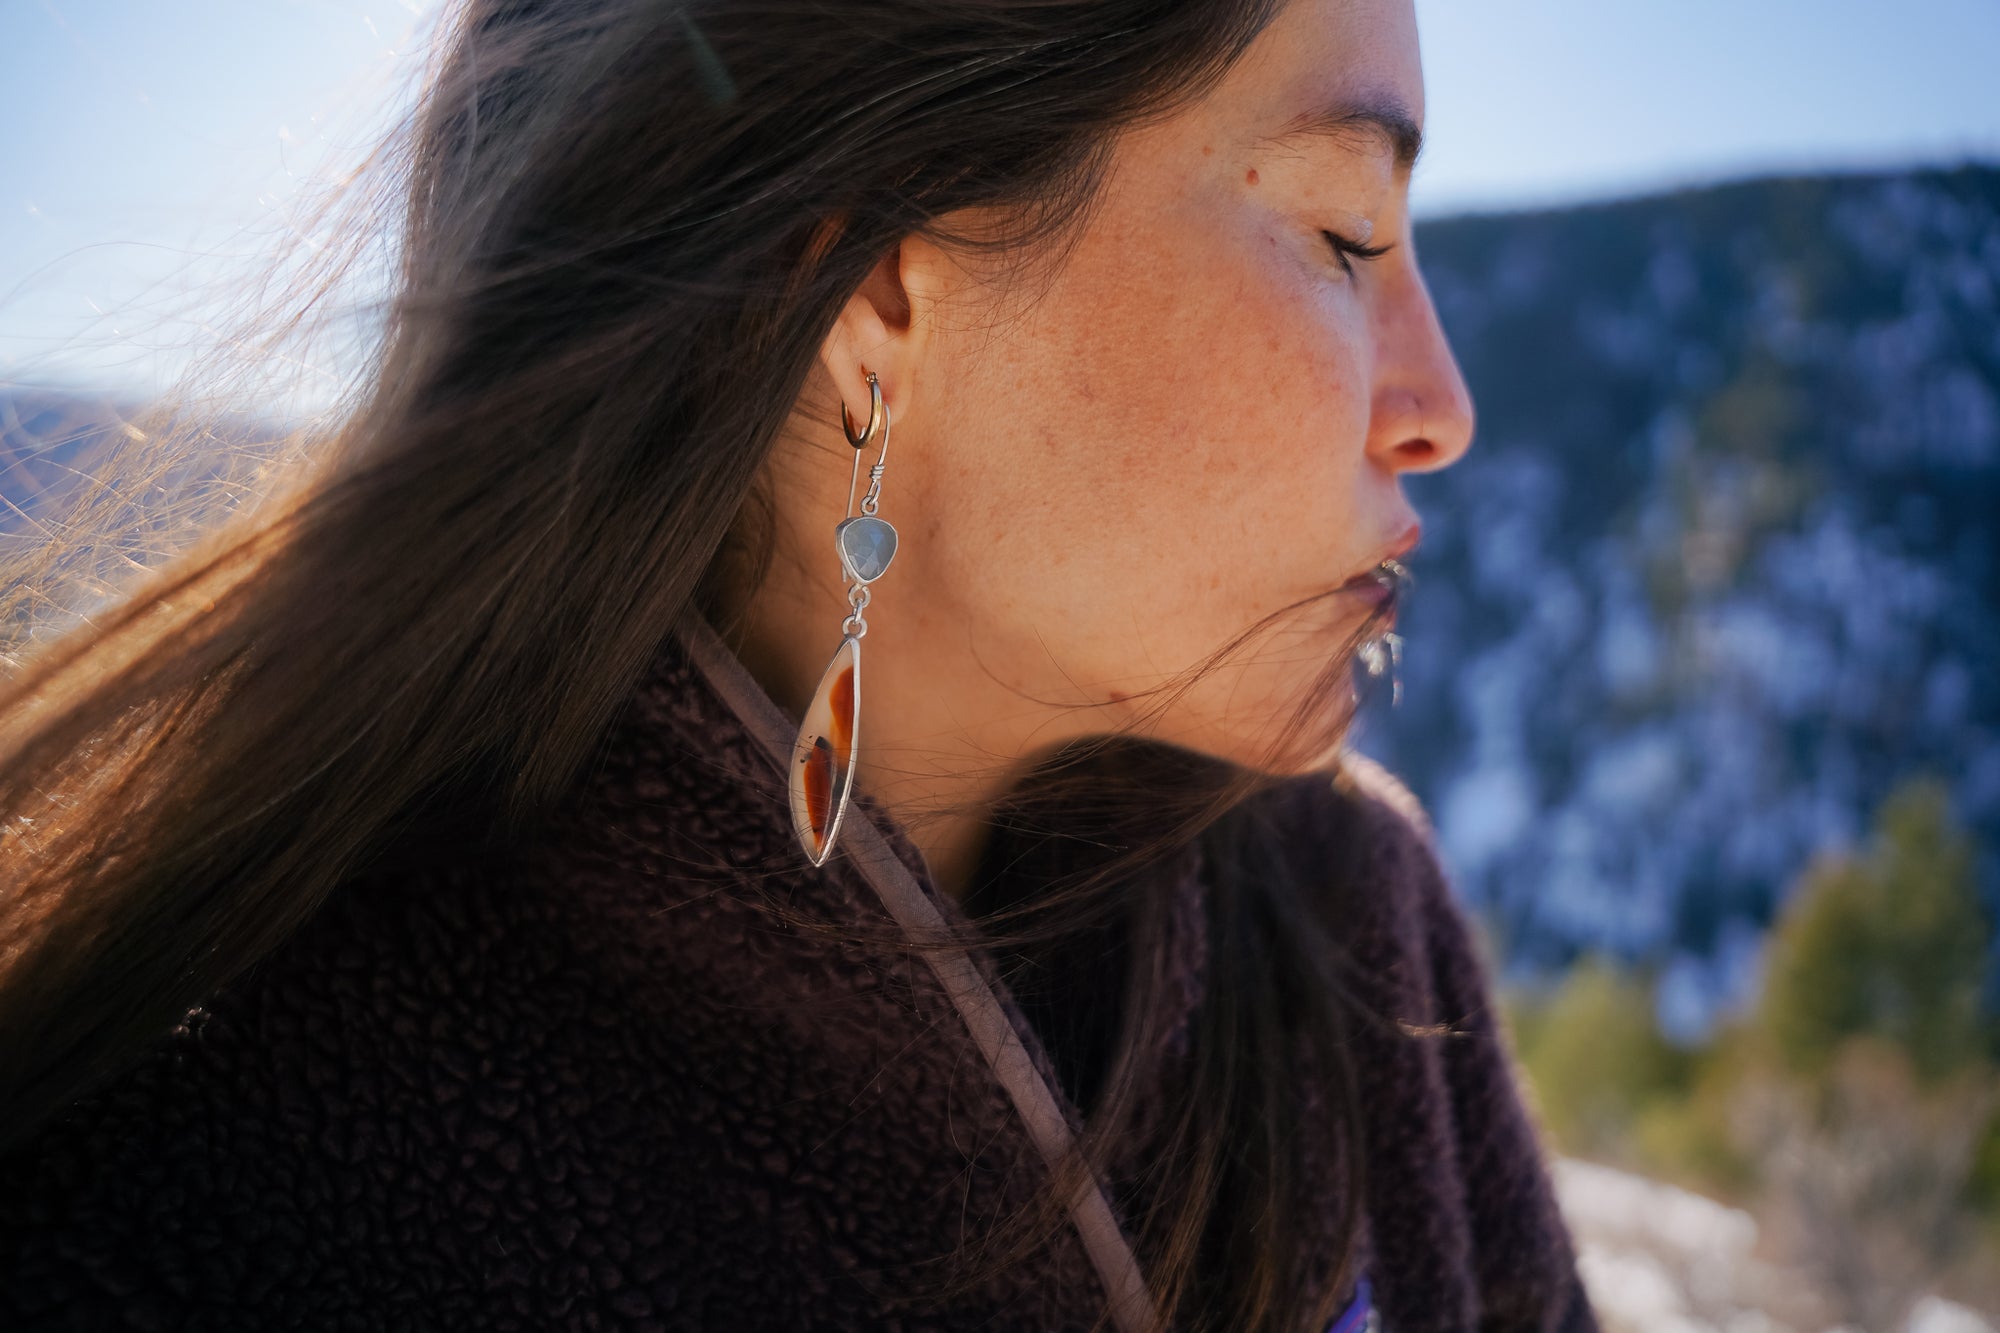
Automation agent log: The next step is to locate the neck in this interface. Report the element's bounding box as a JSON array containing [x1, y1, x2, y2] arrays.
[[711, 560, 1084, 908]]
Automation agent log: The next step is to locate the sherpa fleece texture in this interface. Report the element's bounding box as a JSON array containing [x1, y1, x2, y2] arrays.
[[0, 620, 1599, 1332]]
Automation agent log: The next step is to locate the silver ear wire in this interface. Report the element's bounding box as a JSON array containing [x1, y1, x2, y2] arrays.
[[842, 372, 893, 524]]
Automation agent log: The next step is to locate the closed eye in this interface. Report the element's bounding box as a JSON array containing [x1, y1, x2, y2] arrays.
[[1322, 229, 1395, 278]]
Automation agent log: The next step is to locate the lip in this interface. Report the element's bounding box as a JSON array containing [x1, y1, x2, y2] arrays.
[[1339, 570, 1400, 614], [1337, 522, 1422, 597]]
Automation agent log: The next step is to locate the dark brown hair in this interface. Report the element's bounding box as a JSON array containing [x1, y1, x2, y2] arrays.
[[0, 1, 1411, 1328]]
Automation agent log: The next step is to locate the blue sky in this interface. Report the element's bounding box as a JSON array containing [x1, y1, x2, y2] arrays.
[[4, 0, 1998, 393]]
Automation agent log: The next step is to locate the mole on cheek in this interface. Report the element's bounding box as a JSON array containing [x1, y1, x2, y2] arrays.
[[1245, 168, 1259, 186]]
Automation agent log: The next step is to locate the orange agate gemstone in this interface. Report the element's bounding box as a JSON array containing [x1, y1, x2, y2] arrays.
[[790, 637, 861, 864], [801, 735, 837, 851], [828, 664, 855, 751]]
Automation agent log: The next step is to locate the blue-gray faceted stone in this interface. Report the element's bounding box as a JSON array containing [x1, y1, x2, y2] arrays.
[[837, 516, 898, 583]]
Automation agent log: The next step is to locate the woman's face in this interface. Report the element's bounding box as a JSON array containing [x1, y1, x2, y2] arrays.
[[754, 0, 1473, 798]]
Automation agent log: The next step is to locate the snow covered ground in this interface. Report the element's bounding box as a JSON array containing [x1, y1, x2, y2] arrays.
[[1550, 1157, 1996, 1333]]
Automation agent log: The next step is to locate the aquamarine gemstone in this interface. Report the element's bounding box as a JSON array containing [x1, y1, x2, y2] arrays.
[[836, 516, 898, 583]]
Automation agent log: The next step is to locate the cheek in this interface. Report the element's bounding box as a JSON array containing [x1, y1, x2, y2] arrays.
[[1068, 214, 1376, 589], [918, 203, 1373, 630]]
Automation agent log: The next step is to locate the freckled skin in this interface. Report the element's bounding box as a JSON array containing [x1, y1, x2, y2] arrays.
[[728, 0, 1476, 899]]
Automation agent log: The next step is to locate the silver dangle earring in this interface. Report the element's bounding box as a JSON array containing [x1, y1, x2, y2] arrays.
[[1356, 629, 1403, 708], [789, 370, 899, 867], [1354, 557, 1410, 708]]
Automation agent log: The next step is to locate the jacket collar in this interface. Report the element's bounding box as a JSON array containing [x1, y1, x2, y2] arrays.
[[662, 606, 1195, 1333]]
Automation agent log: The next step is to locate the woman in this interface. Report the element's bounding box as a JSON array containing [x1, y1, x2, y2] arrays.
[[0, 0, 1597, 1328]]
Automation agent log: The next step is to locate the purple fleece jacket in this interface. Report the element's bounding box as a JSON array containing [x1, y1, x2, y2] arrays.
[[0, 612, 1599, 1332]]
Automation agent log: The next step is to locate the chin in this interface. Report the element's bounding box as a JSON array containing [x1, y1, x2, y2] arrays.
[[1140, 598, 1371, 773], [1172, 690, 1359, 781]]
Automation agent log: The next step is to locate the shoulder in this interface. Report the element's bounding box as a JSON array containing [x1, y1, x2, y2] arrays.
[[1277, 763, 1599, 1328], [1330, 748, 1437, 856], [1255, 746, 1441, 890], [0, 856, 550, 1323], [1262, 749, 1454, 940], [1255, 751, 1506, 1028], [1329, 750, 1502, 980]]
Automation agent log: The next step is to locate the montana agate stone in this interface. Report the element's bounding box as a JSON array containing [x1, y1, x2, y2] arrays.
[[789, 633, 859, 866], [836, 516, 897, 584]]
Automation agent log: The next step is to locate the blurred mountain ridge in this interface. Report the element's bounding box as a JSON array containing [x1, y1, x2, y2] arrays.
[[1364, 160, 1999, 1042]]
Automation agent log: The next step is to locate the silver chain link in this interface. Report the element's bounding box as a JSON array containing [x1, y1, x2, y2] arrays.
[[840, 582, 871, 638]]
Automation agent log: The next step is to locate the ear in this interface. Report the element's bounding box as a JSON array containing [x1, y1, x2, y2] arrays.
[[817, 234, 945, 437]]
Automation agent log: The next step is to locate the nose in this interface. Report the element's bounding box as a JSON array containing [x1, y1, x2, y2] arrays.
[[1365, 251, 1476, 476]]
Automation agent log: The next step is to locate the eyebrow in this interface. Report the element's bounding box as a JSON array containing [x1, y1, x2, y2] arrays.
[[1262, 90, 1426, 177]]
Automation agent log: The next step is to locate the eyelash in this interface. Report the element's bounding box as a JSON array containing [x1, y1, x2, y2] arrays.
[[1321, 229, 1394, 278]]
